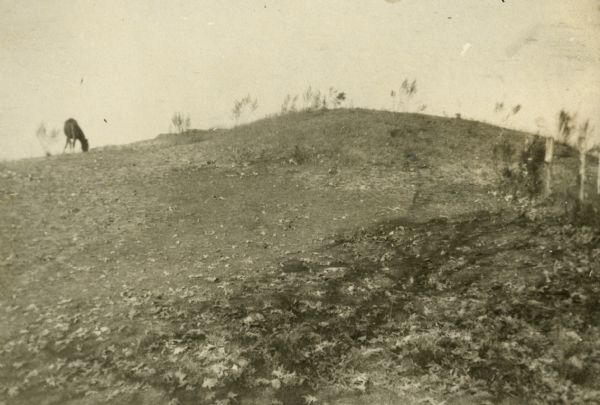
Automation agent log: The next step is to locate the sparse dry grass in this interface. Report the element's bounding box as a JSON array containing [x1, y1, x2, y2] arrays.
[[1, 109, 599, 404]]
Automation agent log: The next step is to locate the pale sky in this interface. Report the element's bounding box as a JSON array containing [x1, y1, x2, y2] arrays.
[[1, 0, 599, 160]]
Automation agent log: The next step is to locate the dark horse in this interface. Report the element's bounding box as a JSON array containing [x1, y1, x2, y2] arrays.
[[63, 118, 89, 153]]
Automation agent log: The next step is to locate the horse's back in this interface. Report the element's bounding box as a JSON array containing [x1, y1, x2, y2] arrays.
[[64, 118, 80, 136], [64, 118, 85, 139]]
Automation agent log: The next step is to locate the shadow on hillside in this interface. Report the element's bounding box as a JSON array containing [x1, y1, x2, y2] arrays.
[[205, 209, 599, 404]]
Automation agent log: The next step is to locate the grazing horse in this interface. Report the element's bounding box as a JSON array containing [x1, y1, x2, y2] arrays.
[[63, 118, 89, 153]]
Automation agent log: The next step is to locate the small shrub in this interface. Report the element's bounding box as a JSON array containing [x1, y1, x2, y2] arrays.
[[281, 86, 347, 115], [232, 95, 259, 125], [289, 95, 299, 112], [495, 102, 522, 125], [171, 112, 191, 133], [558, 109, 576, 143], [304, 86, 321, 110], [280, 94, 292, 114], [390, 79, 417, 112], [519, 137, 546, 195], [497, 137, 545, 197], [328, 87, 346, 108]]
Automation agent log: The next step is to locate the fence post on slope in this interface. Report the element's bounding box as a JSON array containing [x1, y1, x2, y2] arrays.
[[597, 152, 600, 196], [543, 136, 554, 198]]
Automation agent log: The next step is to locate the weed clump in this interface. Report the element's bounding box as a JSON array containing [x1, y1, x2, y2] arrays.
[[519, 137, 546, 195], [497, 136, 545, 197], [171, 112, 191, 133]]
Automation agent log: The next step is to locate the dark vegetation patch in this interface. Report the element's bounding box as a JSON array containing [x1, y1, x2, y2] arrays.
[[496, 135, 546, 196], [216, 211, 600, 403]]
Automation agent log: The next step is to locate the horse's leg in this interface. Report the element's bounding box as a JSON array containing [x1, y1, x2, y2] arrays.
[[63, 137, 70, 153]]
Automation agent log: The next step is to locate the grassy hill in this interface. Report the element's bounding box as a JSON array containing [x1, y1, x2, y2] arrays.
[[1, 109, 599, 404]]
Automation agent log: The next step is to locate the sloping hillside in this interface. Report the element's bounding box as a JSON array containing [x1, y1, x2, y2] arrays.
[[1, 109, 599, 404]]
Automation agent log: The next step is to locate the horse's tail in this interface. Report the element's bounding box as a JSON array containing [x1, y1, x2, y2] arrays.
[[80, 137, 89, 152]]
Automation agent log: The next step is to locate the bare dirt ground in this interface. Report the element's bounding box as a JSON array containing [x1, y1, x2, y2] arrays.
[[1, 110, 599, 404]]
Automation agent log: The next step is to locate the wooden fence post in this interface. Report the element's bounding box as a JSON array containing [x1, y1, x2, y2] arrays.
[[544, 137, 554, 197], [579, 149, 586, 202]]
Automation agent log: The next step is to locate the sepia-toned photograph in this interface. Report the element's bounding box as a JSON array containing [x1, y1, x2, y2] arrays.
[[1, 1, 599, 404]]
